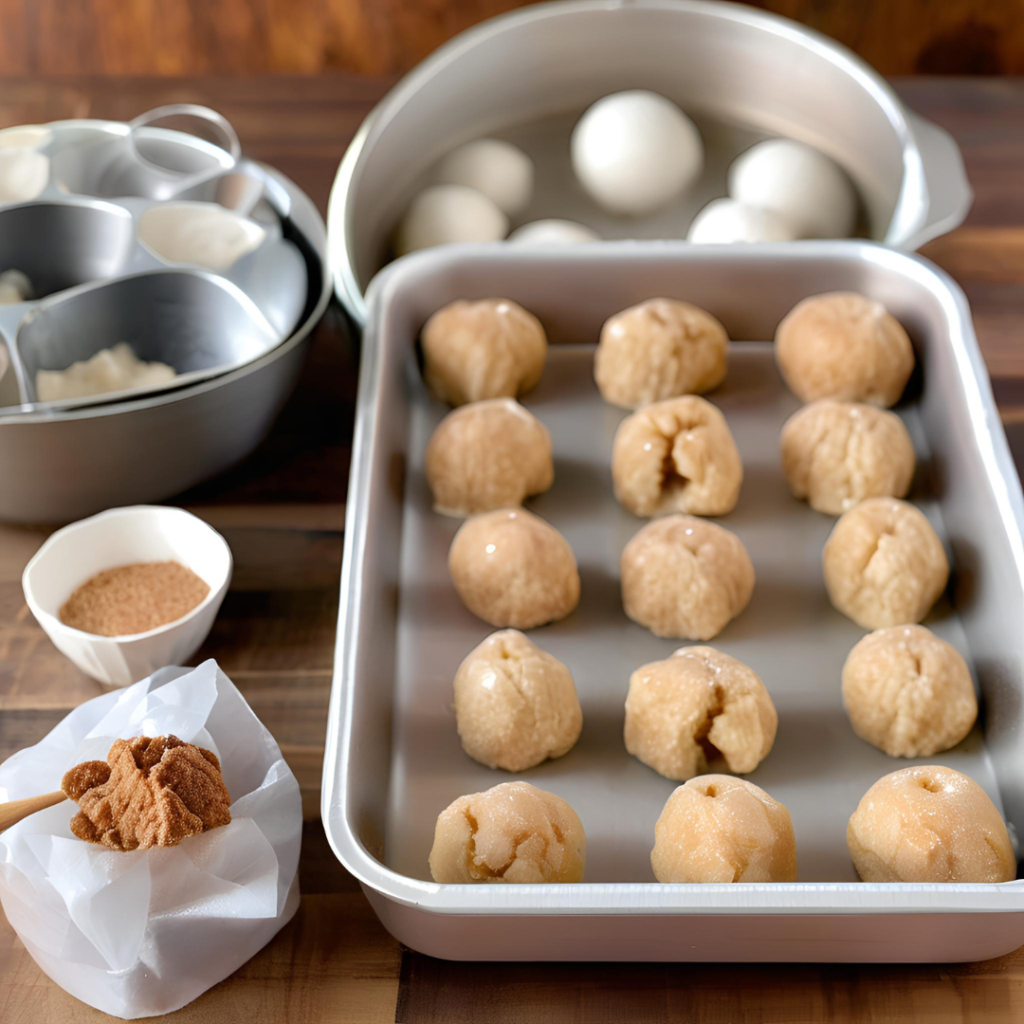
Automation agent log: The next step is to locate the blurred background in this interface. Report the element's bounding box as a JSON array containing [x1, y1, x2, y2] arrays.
[[0, 0, 1022, 77]]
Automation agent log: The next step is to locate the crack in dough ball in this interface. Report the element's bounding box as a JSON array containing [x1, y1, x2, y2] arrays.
[[781, 399, 916, 515], [449, 508, 580, 628], [775, 292, 915, 406], [454, 630, 583, 771], [421, 298, 547, 406], [429, 781, 586, 883], [625, 647, 777, 781], [426, 398, 553, 516], [621, 515, 754, 640], [842, 625, 977, 758], [847, 766, 1015, 883], [823, 497, 949, 630], [612, 395, 742, 518], [652, 775, 797, 882], [594, 298, 728, 410]]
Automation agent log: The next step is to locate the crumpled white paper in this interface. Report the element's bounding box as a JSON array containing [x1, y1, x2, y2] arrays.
[[0, 659, 302, 1019]]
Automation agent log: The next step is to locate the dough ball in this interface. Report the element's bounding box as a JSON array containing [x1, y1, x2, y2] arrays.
[[421, 298, 547, 406], [571, 90, 703, 217], [847, 766, 1015, 883], [687, 198, 798, 244], [651, 775, 797, 883], [775, 292, 915, 407], [395, 184, 508, 256], [728, 138, 856, 238], [621, 515, 754, 640], [595, 298, 728, 410], [0, 148, 48, 203], [426, 398, 553, 516], [450, 508, 579, 628], [823, 497, 949, 630], [625, 647, 777, 781], [612, 395, 742, 517], [432, 139, 534, 217], [508, 219, 599, 245], [0, 269, 33, 305], [780, 399, 916, 515], [842, 625, 977, 758], [429, 781, 586, 883], [454, 629, 582, 771]]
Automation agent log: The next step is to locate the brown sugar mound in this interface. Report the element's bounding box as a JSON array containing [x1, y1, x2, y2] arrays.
[[59, 561, 211, 637], [61, 734, 232, 851]]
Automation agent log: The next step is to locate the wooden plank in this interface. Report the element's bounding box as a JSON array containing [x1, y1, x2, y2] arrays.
[[4, 1, 1024, 77]]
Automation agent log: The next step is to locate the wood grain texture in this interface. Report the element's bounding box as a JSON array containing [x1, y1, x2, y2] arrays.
[[1, 1, 1024, 77], [0, 75, 1023, 1023]]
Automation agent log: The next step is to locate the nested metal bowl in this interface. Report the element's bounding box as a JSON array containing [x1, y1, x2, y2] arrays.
[[0, 110, 330, 523], [328, 0, 973, 323]]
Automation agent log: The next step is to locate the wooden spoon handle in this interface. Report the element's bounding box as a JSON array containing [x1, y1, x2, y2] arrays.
[[0, 791, 66, 832]]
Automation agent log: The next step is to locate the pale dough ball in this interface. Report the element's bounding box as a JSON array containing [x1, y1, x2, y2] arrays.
[[823, 498, 949, 630], [625, 647, 777, 781], [595, 298, 728, 410], [421, 298, 547, 406], [687, 198, 798, 244], [621, 515, 754, 640], [652, 775, 797, 883], [395, 184, 508, 256], [728, 138, 856, 239], [508, 219, 599, 245], [0, 148, 49, 203], [847, 766, 1015, 883], [449, 508, 580, 628], [571, 91, 703, 217], [429, 781, 586, 883], [775, 292, 915, 407], [425, 398, 553, 516], [612, 395, 742, 517], [432, 139, 534, 217], [781, 399, 916, 515], [454, 629, 582, 771], [842, 625, 977, 758]]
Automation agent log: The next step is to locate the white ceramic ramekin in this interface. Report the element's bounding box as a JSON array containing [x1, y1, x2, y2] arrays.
[[22, 505, 232, 687]]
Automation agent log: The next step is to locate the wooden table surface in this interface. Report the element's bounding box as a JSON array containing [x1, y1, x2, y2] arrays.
[[1, 75, 1023, 1024]]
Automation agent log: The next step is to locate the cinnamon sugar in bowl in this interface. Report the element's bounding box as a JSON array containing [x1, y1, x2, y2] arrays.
[[23, 505, 232, 687]]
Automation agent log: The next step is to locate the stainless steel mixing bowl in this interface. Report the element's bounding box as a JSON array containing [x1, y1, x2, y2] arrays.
[[328, 0, 972, 323]]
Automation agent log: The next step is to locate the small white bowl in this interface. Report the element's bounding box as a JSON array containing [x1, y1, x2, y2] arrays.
[[23, 505, 232, 687]]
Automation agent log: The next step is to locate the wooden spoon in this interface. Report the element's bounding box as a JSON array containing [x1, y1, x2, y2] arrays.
[[0, 791, 66, 832]]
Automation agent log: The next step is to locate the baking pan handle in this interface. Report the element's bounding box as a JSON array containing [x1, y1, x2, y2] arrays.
[[901, 113, 974, 251], [129, 104, 241, 171]]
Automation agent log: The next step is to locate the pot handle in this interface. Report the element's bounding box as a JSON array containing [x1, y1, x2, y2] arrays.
[[899, 112, 973, 251]]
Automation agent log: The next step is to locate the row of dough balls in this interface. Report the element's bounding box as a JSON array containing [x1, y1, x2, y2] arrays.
[[420, 289, 914, 415], [453, 628, 978, 782], [429, 766, 1016, 885], [447, 498, 949, 645]]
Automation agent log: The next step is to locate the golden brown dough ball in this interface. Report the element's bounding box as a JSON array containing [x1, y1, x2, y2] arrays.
[[620, 515, 754, 640], [453, 630, 582, 772], [624, 646, 777, 781], [651, 775, 797, 883], [781, 399, 915, 515], [775, 292, 914, 406], [428, 781, 586, 883], [612, 396, 742, 517], [426, 398, 553, 516], [847, 766, 1015, 883], [823, 497, 948, 629], [421, 298, 547, 406], [449, 508, 579, 628], [594, 298, 728, 409], [842, 625, 977, 758]]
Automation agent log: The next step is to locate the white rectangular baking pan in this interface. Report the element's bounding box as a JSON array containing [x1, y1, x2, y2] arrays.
[[322, 242, 1024, 962]]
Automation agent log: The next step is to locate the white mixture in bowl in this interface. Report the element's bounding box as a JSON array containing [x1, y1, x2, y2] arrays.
[[36, 343, 177, 403]]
